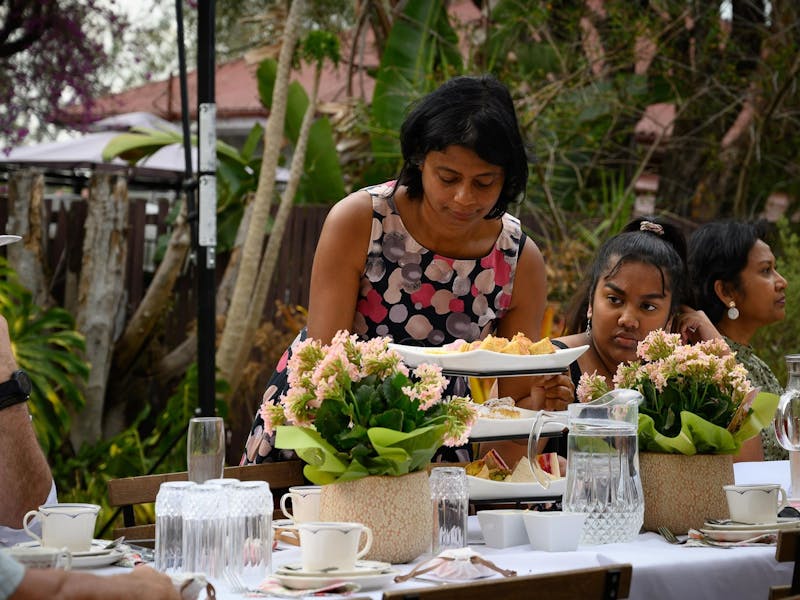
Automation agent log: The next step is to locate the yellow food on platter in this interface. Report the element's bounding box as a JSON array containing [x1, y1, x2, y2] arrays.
[[461, 333, 556, 355]]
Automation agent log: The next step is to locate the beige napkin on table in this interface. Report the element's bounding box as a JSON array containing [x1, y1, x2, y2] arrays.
[[394, 548, 516, 583]]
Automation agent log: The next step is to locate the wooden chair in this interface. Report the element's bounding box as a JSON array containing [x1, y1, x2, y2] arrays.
[[771, 529, 800, 599], [382, 563, 633, 600], [106, 460, 306, 546]]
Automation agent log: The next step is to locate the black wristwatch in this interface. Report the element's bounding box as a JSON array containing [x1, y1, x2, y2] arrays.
[[0, 370, 32, 411]]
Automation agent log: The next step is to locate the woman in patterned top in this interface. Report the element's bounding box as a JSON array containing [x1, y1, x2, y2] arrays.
[[688, 220, 789, 461], [241, 75, 573, 464]]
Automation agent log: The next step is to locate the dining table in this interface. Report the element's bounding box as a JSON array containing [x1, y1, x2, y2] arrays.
[[90, 460, 795, 600]]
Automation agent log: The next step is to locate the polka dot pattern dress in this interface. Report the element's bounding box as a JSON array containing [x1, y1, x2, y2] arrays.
[[241, 182, 525, 465]]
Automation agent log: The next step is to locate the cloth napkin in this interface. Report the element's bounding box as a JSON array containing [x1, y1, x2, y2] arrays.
[[394, 548, 516, 583]]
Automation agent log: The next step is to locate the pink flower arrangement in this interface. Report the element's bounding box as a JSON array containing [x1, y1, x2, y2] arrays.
[[577, 330, 775, 454], [263, 331, 477, 483]]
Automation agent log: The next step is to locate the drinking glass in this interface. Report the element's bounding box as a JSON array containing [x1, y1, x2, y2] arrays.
[[187, 417, 225, 484], [229, 481, 272, 580], [181, 483, 227, 577], [430, 467, 468, 554], [154, 481, 195, 573]]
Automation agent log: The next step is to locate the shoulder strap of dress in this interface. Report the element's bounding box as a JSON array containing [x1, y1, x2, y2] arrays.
[[551, 339, 583, 393]]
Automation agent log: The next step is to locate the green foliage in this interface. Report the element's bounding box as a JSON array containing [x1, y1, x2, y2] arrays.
[[367, 0, 463, 183], [751, 220, 800, 385], [256, 59, 345, 203], [0, 258, 88, 454]]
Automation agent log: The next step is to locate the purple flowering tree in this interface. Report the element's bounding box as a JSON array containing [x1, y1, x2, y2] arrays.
[[0, 0, 127, 150]]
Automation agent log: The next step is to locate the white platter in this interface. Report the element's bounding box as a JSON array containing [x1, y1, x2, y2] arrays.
[[271, 567, 398, 590], [467, 475, 566, 501], [469, 407, 567, 440], [0, 235, 22, 247], [388, 344, 588, 377], [14, 540, 124, 569]]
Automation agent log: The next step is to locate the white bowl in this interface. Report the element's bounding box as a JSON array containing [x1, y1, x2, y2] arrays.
[[476, 509, 529, 548], [522, 511, 586, 552]]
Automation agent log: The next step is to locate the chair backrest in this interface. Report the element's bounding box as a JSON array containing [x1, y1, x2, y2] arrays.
[[771, 529, 800, 600], [106, 460, 306, 546], [382, 563, 633, 600]]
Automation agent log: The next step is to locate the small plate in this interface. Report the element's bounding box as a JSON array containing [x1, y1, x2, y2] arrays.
[[14, 540, 124, 569], [388, 344, 588, 377], [272, 567, 398, 590], [702, 517, 800, 532], [467, 475, 566, 501], [276, 560, 392, 578]]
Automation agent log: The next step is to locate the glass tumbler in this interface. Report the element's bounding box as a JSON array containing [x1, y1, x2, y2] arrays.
[[154, 481, 196, 573], [181, 483, 227, 577], [229, 481, 273, 580], [187, 417, 225, 484], [430, 466, 469, 554]]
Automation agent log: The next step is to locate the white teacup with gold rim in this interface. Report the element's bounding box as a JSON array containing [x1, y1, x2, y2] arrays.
[[4, 546, 72, 570], [297, 521, 373, 573], [22, 503, 100, 552], [280, 486, 321, 523], [724, 484, 789, 524]]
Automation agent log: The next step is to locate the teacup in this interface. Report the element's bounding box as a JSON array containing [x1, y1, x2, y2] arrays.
[[297, 521, 373, 572], [522, 511, 586, 552], [22, 503, 100, 552], [4, 546, 72, 570], [280, 486, 322, 523], [724, 483, 789, 524]]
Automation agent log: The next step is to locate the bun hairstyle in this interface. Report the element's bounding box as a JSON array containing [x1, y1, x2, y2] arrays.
[[564, 216, 689, 334], [687, 220, 769, 324], [394, 75, 529, 219]]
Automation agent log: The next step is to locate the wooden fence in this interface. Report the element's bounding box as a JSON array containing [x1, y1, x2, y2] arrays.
[[0, 194, 330, 342]]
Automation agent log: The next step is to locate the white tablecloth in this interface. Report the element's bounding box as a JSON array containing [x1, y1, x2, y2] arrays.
[[93, 461, 793, 599]]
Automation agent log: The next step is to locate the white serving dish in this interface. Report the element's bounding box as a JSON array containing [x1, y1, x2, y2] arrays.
[[522, 511, 586, 552], [467, 475, 566, 501], [476, 509, 530, 548], [388, 344, 589, 377], [469, 407, 567, 440]]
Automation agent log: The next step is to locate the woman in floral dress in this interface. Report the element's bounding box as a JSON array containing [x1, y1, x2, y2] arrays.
[[241, 75, 573, 464]]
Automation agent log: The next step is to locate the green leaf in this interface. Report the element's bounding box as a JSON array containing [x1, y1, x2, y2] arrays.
[[274, 426, 348, 475], [733, 392, 780, 445], [370, 408, 404, 430], [314, 398, 351, 446], [638, 411, 739, 455], [255, 59, 345, 203]]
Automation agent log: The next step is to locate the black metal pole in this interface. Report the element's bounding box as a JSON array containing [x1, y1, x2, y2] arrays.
[[195, 0, 216, 417]]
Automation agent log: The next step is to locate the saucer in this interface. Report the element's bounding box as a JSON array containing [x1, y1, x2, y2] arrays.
[[272, 518, 297, 529], [276, 560, 392, 578], [699, 527, 780, 543], [14, 540, 125, 569], [702, 517, 800, 532], [272, 566, 398, 590]]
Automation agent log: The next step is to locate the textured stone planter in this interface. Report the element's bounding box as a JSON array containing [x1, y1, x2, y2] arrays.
[[319, 470, 431, 563], [640, 452, 734, 534]]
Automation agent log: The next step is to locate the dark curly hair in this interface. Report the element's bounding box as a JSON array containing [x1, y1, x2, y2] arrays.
[[565, 216, 688, 334], [687, 220, 769, 324], [394, 75, 529, 219]]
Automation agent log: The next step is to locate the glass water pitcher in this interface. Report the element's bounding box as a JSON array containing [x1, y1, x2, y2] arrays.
[[774, 354, 800, 499], [529, 388, 645, 544]]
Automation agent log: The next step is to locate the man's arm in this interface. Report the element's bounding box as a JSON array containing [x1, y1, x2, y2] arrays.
[[0, 316, 53, 529]]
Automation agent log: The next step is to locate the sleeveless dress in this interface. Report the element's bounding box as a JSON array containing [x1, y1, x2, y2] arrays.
[[241, 182, 526, 464]]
